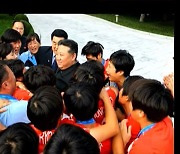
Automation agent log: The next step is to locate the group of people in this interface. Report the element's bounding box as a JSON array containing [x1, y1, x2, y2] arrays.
[[0, 18, 174, 154]]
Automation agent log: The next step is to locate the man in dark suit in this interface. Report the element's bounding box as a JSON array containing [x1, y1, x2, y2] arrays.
[[35, 29, 68, 72], [12, 20, 28, 55], [55, 39, 80, 92]]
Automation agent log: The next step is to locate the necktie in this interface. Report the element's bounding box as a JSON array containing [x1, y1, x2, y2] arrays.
[[29, 56, 37, 65], [52, 56, 57, 71]]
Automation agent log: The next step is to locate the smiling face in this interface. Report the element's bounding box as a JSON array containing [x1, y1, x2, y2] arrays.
[[10, 40, 22, 56], [106, 61, 118, 82], [27, 38, 40, 54], [51, 36, 65, 55], [12, 21, 24, 36], [56, 45, 76, 70], [106, 61, 125, 88]]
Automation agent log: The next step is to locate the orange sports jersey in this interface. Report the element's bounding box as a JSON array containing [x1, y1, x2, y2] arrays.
[[59, 114, 76, 126], [13, 87, 32, 100], [61, 87, 117, 125], [59, 121, 112, 154], [125, 114, 141, 153], [77, 123, 112, 154], [30, 124, 56, 154], [94, 86, 117, 124], [127, 116, 174, 154]]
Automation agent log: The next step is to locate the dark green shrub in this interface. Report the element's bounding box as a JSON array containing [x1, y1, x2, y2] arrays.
[[21, 20, 34, 36], [14, 14, 29, 22], [13, 14, 34, 36]]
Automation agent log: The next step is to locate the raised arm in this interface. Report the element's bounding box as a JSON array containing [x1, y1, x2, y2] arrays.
[[90, 87, 119, 142], [119, 119, 132, 147], [112, 125, 125, 154], [163, 73, 174, 97]]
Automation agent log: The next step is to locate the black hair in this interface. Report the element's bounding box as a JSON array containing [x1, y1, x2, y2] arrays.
[[72, 60, 105, 94], [122, 75, 144, 96], [63, 82, 99, 121], [3, 59, 25, 79], [0, 28, 21, 43], [58, 39, 78, 58], [44, 123, 100, 154], [23, 65, 56, 93], [26, 32, 41, 47], [110, 50, 135, 77], [81, 41, 104, 58], [0, 122, 39, 154], [27, 85, 63, 131], [129, 78, 174, 122], [51, 29, 68, 40], [0, 43, 13, 60]]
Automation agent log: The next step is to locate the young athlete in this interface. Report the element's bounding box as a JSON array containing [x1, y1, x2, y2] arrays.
[[27, 85, 64, 154], [120, 78, 174, 154]]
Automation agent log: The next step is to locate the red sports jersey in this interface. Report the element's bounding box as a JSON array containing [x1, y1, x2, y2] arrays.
[[30, 124, 56, 154], [125, 114, 141, 153], [59, 114, 76, 125], [59, 120, 112, 154], [13, 87, 31, 100], [78, 123, 112, 154], [94, 86, 117, 124], [62, 87, 117, 125], [127, 116, 173, 154]]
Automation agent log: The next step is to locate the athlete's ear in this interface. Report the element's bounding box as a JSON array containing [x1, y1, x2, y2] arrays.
[[98, 53, 102, 59], [117, 70, 124, 76], [1, 80, 8, 89], [138, 109, 145, 118]]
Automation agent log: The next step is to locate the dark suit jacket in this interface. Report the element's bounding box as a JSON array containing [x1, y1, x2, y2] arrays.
[[19, 35, 28, 55], [55, 61, 80, 92], [25, 59, 34, 68], [35, 46, 58, 71]]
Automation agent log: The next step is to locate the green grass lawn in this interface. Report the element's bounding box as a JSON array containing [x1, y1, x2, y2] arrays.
[[0, 14, 174, 37], [89, 14, 174, 37], [0, 14, 16, 36]]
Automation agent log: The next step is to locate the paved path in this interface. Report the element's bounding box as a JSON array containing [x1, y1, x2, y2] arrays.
[[26, 14, 174, 82]]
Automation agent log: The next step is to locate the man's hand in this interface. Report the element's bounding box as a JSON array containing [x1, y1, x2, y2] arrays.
[[0, 99, 10, 113]]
